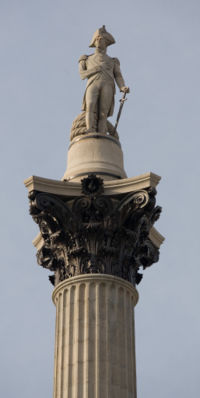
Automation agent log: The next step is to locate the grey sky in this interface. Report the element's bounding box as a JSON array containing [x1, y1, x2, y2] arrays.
[[1, 0, 200, 397]]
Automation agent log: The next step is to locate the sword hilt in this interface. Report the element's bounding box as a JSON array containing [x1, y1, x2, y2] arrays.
[[119, 91, 127, 105], [120, 97, 127, 104]]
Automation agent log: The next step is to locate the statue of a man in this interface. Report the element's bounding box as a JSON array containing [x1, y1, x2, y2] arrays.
[[79, 26, 129, 134]]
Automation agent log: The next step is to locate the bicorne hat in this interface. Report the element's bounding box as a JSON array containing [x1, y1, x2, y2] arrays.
[[89, 25, 115, 48]]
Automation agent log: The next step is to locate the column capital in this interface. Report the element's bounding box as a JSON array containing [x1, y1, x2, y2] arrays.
[[28, 174, 162, 287]]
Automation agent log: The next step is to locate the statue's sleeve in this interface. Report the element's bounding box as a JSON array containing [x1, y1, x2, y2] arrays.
[[79, 55, 98, 80], [113, 58, 125, 90]]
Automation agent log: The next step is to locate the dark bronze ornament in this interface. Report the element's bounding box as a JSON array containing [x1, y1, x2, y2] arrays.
[[29, 176, 161, 287], [81, 174, 104, 196]]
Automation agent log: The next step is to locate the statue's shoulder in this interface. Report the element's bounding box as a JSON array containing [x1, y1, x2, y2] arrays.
[[79, 54, 89, 62], [112, 57, 120, 65]]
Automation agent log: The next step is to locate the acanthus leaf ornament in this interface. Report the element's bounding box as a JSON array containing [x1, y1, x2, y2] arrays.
[[28, 176, 161, 287]]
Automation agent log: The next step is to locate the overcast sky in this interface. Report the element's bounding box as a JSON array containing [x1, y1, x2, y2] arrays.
[[1, 1, 200, 397]]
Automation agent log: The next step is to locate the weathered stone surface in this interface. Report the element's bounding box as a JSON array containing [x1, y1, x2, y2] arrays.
[[52, 274, 138, 398], [29, 174, 162, 287]]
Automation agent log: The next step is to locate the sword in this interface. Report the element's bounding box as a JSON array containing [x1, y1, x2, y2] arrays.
[[114, 90, 128, 134]]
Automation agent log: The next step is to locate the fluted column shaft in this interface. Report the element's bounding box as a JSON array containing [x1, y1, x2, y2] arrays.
[[52, 274, 138, 398]]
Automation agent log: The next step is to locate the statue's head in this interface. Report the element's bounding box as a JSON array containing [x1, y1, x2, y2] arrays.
[[89, 25, 115, 49]]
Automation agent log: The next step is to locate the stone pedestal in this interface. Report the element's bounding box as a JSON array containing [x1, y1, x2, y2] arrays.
[[52, 274, 138, 398], [63, 134, 127, 181]]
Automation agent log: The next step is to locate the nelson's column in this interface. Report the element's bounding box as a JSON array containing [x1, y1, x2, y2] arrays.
[[25, 26, 164, 398]]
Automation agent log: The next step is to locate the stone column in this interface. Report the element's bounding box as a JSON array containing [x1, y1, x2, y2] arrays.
[[26, 173, 163, 398], [52, 274, 138, 398]]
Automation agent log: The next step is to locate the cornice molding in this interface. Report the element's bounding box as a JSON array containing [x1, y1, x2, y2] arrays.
[[24, 172, 161, 198]]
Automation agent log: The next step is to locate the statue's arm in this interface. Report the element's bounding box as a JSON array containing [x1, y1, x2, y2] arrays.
[[79, 55, 100, 80], [113, 58, 129, 93]]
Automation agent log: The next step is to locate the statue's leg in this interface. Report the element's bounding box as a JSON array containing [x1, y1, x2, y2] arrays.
[[85, 84, 99, 132], [98, 83, 113, 133]]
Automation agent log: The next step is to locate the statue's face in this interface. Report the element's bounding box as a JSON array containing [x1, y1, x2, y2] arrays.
[[95, 35, 107, 50]]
